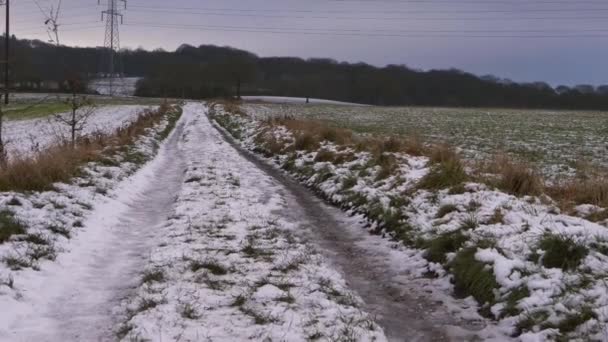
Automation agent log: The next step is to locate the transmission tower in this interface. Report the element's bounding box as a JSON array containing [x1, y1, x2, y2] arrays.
[[100, 0, 126, 96]]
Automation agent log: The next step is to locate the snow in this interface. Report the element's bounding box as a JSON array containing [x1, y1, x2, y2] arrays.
[[0, 105, 177, 341], [0, 103, 387, 341], [88, 77, 140, 97], [213, 103, 608, 341], [117, 103, 385, 341], [242, 96, 368, 106], [4, 105, 150, 159]]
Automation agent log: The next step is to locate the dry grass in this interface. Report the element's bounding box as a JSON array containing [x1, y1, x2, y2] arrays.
[[548, 178, 608, 211], [0, 102, 176, 192], [235, 108, 608, 213], [486, 155, 543, 197]]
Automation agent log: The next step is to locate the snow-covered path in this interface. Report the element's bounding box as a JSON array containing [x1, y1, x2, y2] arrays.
[[2, 108, 187, 341], [3, 102, 457, 341]]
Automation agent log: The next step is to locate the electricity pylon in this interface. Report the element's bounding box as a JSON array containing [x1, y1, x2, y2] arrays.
[[100, 0, 126, 96]]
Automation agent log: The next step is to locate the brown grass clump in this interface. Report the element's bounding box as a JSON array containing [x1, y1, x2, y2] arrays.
[[419, 146, 467, 190], [314, 149, 336, 163], [0, 103, 176, 192], [493, 156, 543, 197], [549, 178, 608, 210]]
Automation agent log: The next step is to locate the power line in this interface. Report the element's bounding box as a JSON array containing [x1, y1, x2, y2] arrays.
[[122, 7, 608, 21], [123, 22, 608, 38]]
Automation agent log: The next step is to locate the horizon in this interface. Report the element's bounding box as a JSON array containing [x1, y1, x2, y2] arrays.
[[5, 0, 608, 88]]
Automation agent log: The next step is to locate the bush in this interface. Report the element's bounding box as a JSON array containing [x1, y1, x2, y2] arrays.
[[538, 234, 588, 271]]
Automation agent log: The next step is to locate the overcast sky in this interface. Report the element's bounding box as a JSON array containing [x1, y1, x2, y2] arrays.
[[8, 0, 608, 86]]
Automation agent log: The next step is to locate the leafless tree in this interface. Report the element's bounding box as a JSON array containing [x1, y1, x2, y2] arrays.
[[54, 80, 96, 146]]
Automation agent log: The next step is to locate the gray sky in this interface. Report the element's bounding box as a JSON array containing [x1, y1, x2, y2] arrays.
[[8, 0, 608, 86]]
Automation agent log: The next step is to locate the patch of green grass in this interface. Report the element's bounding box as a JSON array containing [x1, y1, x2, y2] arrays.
[[48, 225, 71, 238], [501, 286, 530, 318], [141, 269, 165, 284], [436, 204, 458, 218], [459, 214, 479, 230], [538, 234, 588, 271], [341, 175, 358, 190], [551, 306, 597, 335], [5, 102, 72, 120], [180, 303, 199, 319], [450, 247, 499, 307], [190, 259, 228, 275], [0, 210, 26, 243], [21, 233, 49, 245], [424, 230, 467, 264], [418, 158, 467, 190]]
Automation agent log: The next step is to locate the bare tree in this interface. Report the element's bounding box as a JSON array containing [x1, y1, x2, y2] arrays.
[[54, 80, 95, 146], [34, 0, 62, 46]]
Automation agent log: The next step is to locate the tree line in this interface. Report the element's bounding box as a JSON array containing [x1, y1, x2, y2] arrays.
[[5, 36, 608, 110]]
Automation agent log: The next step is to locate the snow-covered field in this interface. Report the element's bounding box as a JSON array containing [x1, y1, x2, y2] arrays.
[[4, 105, 150, 159], [242, 96, 367, 106], [89, 77, 140, 97], [213, 104, 608, 341], [118, 103, 386, 341], [242, 103, 608, 179], [0, 104, 180, 341]]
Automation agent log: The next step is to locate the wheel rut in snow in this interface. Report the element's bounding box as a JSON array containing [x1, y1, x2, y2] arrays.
[[210, 115, 456, 341], [6, 115, 188, 342]]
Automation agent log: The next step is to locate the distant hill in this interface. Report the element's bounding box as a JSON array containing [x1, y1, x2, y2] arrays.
[[5, 37, 608, 109]]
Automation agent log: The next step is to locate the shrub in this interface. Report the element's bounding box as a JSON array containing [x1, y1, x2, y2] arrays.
[[450, 247, 499, 306], [538, 234, 588, 271], [0, 210, 26, 243]]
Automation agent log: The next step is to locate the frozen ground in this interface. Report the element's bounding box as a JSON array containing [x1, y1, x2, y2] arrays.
[[0, 102, 505, 341], [4, 105, 150, 159], [212, 104, 608, 341], [89, 77, 140, 97], [242, 96, 367, 106], [243, 103, 608, 179]]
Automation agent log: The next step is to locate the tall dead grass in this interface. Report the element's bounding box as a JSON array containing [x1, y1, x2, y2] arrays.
[[221, 103, 608, 212], [0, 102, 175, 192]]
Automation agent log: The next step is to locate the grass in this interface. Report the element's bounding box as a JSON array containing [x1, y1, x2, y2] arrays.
[[538, 234, 589, 271], [0, 102, 179, 192], [242, 103, 608, 180], [5, 102, 72, 120], [487, 155, 543, 197], [418, 153, 467, 190], [0, 210, 26, 243], [424, 231, 467, 264], [450, 247, 499, 307], [190, 259, 228, 275], [141, 269, 165, 284], [436, 204, 458, 218]]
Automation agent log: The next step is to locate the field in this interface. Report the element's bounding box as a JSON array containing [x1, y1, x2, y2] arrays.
[[5, 93, 163, 120], [244, 103, 608, 179]]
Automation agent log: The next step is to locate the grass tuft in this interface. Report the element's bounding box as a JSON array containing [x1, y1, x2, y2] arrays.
[[538, 234, 588, 271], [0, 210, 26, 243], [424, 230, 467, 264], [450, 247, 499, 307]]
